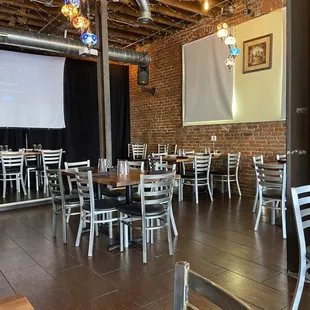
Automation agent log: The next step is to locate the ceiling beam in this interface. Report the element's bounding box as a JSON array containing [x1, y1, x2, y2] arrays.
[[108, 27, 154, 44], [0, 0, 59, 14]]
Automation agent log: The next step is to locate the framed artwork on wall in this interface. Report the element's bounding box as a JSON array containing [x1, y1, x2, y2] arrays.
[[243, 34, 273, 74]]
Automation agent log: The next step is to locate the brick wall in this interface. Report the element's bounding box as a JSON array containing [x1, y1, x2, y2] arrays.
[[129, 0, 286, 197]]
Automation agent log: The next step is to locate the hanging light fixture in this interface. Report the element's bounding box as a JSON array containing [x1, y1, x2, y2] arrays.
[[72, 16, 90, 32], [224, 35, 236, 45], [225, 56, 235, 70], [203, 0, 209, 10], [229, 46, 241, 56], [81, 0, 98, 47], [217, 23, 229, 39], [61, 4, 79, 20], [64, 0, 80, 8]]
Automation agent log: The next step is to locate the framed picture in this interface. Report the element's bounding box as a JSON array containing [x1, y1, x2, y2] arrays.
[[243, 34, 273, 74]]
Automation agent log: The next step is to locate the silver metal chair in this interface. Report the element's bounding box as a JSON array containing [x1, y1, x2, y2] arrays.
[[118, 171, 175, 263], [254, 163, 287, 239], [128, 143, 133, 159], [24, 154, 39, 191], [211, 153, 241, 199], [0, 152, 26, 199], [276, 154, 286, 161], [132, 144, 147, 160], [46, 168, 80, 244], [41, 149, 62, 193], [173, 261, 251, 310], [291, 186, 310, 310], [182, 154, 213, 204], [75, 170, 121, 257], [64, 160, 90, 223], [252, 155, 264, 213], [158, 144, 168, 154]]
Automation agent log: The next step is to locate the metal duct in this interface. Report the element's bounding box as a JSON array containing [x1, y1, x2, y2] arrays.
[[0, 27, 151, 66], [135, 0, 153, 24]]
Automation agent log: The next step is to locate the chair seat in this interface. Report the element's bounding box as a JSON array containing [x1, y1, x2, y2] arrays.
[[262, 189, 282, 200], [101, 188, 126, 199], [55, 194, 80, 206], [307, 246, 310, 260], [118, 202, 166, 217], [83, 199, 123, 211]]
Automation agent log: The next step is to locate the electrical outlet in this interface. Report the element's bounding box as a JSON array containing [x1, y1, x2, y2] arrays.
[[211, 136, 217, 142]]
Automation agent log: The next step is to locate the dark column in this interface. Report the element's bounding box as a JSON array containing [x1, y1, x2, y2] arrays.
[[286, 0, 310, 273]]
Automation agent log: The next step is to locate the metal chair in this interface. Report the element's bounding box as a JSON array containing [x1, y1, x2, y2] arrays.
[[46, 168, 80, 244], [158, 144, 168, 154], [64, 160, 90, 223], [0, 152, 26, 199], [173, 261, 251, 310], [276, 154, 286, 161], [291, 186, 310, 310], [211, 153, 241, 199], [132, 144, 147, 159], [252, 155, 264, 213], [41, 149, 62, 193], [118, 171, 175, 263], [254, 163, 286, 239], [128, 143, 133, 159], [182, 154, 213, 204], [75, 170, 121, 256], [24, 154, 39, 191]]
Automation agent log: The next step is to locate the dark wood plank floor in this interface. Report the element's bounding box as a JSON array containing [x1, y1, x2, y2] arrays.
[[0, 194, 309, 309]]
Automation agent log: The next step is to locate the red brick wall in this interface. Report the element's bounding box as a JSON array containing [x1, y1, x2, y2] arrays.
[[129, 0, 286, 197]]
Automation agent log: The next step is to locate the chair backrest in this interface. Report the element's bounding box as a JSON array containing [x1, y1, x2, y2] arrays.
[[46, 168, 65, 204], [152, 152, 168, 165], [155, 162, 176, 172], [64, 160, 90, 194], [173, 261, 251, 310], [227, 153, 241, 176], [140, 171, 175, 213], [291, 185, 310, 266], [158, 144, 168, 154], [194, 154, 212, 179], [25, 155, 37, 166], [184, 150, 195, 156], [1, 152, 24, 174], [148, 155, 158, 171], [127, 160, 144, 171], [128, 143, 133, 158], [75, 170, 96, 213], [255, 163, 286, 195], [42, 149, 62, 170], [276, 154, 286, 161], [172, 144, 178, 155], [253, 155, 264, 165], [132, 144, 147, 159]]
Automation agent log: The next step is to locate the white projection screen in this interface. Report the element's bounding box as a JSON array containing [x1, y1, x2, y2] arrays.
[[183, 34, 233, 125], [0, 50, 65, 128]]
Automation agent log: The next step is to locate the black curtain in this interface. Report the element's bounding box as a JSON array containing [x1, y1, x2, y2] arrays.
[[0, 58, 130, 166], [110, 64, 130, 165]]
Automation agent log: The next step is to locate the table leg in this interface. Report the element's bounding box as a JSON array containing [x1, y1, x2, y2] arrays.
[[126, 185, 132, 203]]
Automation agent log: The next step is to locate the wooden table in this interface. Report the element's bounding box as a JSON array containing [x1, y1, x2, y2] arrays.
[[0, 294, 34, 310]]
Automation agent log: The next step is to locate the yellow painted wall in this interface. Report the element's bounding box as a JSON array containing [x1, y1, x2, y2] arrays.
[[234, 9, 284, 123]]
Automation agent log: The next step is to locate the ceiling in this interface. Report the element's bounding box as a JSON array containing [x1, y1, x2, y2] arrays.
[[0, 0, 235, 49]]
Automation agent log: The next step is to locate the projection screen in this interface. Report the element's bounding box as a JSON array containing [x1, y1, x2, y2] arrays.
[[0, 50, 65, 128]]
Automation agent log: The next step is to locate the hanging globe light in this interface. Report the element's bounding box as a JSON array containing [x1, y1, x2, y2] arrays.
[[72, 16, 90, 32], [225, 56, 235, 66], [229, 47, 241, 56], [64, 0, 80, 7], [81, 31, 98, 46], [61, 4, 79, 20], [217, 23, 229, 39], [224, 35, 236, 45]]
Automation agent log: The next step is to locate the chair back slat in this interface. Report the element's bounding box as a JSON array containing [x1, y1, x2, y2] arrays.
[[128, 161, 144, 171], [1, 152, 24, 173], [46, 168, 64, 202], [255, 164, 286, 192], [128, 143, 133, 158], [158, 144, 169, 154], [132, 144, 147, 160], [42, 149, 62, 169], [64, 160, 90, 193], [155, 162, 176, 172], [173, 261, 250, 310], [276, 154, 286, 161], [227, 153, 241, 175], [75, 170, 95, 212]]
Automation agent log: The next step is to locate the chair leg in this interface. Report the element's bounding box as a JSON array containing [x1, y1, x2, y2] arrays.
[[236, 177, 242, 196], [35, 171, 39, 192], [27, 171, 31, 189], [142, 217, 148, 264], [178, 180, 183, 202], [124, 221, 129, 248], [2, 177, 6, 199], [66, 208, 71, 224], [169, 206, 178, 237], [271, 202, 276, 225], [253, 185, 259, 213], [207, 182, 213, 201], [75, 213, 84, 247], [281, 200, 287, 239], [108, 212, 113, 238], [166, 211, 173, 256], [20, 175, 26, 195], [62, 205, 67, 244], [95, 215, 99, 237], [52, 204, 57, 238], [254, 194, 263, 231], [210, 175, 213, 194], [88, 217, 95, 257], [227, 178, 231, 199], [119, 213, 124, 252], [291, 260, 306, 310], [16, 176, 20, 193], [221, 176, 224, 193], [150, 219, 154, 244]]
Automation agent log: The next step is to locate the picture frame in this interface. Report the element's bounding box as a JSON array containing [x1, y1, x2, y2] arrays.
[[243, 34, 273, 74]]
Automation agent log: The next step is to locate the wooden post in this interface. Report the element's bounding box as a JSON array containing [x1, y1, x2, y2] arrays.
[[95, 6, 105, 159], [100, 0, 112, 165], [286, 0, 310, 273]]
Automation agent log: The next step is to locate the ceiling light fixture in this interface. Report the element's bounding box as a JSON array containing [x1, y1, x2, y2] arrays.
[[80, 0, 98, 48], [203, 0, 209, 10]]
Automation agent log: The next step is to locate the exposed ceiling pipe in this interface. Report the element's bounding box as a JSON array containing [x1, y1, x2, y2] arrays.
[[135, 0, 153, 24], [0, 26, 151, 66]]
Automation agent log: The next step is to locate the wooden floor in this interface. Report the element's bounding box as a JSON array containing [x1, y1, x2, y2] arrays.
[[0, 194, 309, 309]]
